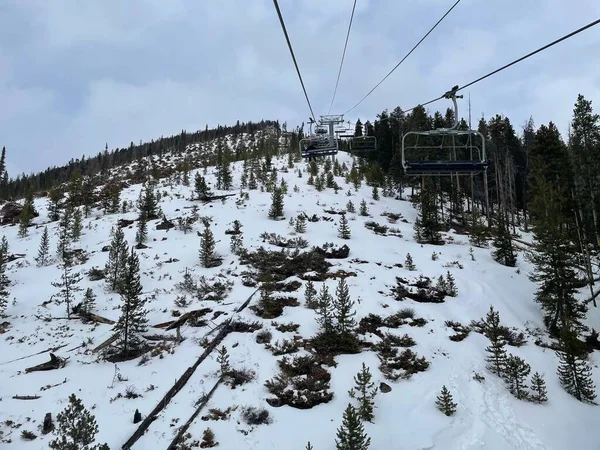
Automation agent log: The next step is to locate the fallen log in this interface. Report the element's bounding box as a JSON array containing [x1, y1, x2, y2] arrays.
[[0, 343, 68, 366], [152, 308, 212, 330], [13, 395, 41, 400], [25, 353, 67, 374], [92, 333, 119, 353], [142, 334, 181, 342], [77, 310, 115, 325], [198, 193, 236, 203]]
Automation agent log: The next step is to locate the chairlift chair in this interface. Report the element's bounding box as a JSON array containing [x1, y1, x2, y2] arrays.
[[349, 135, 377, 153], [299, 114, 345, 160], [401, 86, 487, 176]]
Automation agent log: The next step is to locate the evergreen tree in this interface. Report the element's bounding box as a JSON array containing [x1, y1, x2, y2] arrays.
[[435, 385, 457, 416], [216, 346, 230, 377], [199, 222, 219, 268], [229, 220, 244, 256], [316, 284, 335, 334], [47, 188, 64, 222], [113, 247, 147, 356], [338, 214, 351, 239], [556, 326, 596, 403], [492, 212, 516, 267], [295, 214, 307, 233], [469, 208, 488, 247], [105, 227, 128, 293], [52, 257, 83, 318], [346, 200, 355, 213], [333, 278, 356, 336], [49, 394, 109, 450], [348, 362, 377, 422], [268, 187, 285, 219], [36, 226, 51, 267], [335, 403, 371, 450], [57, 203, 73, 259], [306, 442, 314, 450], [18, 187, 36, 238], [81, 288, 96, 315], [483, 306, 507, 375], [304, 279, 318, 309], [413, 181, 443, 245], [445, 271, 457, 296], [81, 177, 95, 218], [135, 214, 148, 247], [503, 354, 531, 399], [529, 372, 548, 404], [194, 173, 212, 200], [71, 207, 83, 241], [138, 183, 158, 220], [359, 199, 368, 216], [371, 185, 379, 201], [0, 237, 9, 314], [404, 253, 416, 271]]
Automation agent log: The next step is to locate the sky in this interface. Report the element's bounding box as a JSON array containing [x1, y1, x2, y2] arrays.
[[1, 0, 599, 177]]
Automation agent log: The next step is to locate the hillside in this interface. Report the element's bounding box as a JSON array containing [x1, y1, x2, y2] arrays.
[[0, 142, 599, 450]]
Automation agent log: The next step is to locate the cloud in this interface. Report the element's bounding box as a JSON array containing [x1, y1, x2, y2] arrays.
[[0, 0, 599, 175]]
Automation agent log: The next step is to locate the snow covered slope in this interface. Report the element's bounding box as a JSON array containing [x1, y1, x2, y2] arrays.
[[0, 149, 598, 450]]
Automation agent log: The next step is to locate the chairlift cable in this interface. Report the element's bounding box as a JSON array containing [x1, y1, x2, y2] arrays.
[[327, 0, 358, 115], [399, 17, 600, 116], [272, 0, 318, 123], [342, 0, 462, 116]]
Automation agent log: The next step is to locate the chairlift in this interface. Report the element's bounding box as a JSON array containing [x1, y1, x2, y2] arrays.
[[299, 114, 345, 160], [349, 135, 377, 153], [401, 86, 487, 176]]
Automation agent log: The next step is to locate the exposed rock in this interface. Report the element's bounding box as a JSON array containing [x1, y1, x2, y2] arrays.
[[380, 382, 392, 393]]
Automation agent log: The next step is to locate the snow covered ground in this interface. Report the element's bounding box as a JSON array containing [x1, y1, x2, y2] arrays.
[[0, 148, 598, 450]]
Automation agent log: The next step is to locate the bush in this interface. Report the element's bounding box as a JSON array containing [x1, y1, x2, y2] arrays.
[[241, 406, 272, 425], [226, 368, 256, 389]]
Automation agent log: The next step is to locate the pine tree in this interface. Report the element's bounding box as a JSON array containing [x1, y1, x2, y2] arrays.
[[194, 173, 212, 200], [0, 237, 9, 314], [359, 199, 368, 216], [333, 277, 356, 336], [371, 185, 379, 201], [445, 271, 457, 296], [306, 442, 314, 450], [138, 183, 158, 219], [47, 188, 64, 222], [57, 203, 73, 259], [304, 279, 318, 309], [81, 288, 96, 315], [556, 326, 596, 403], [71, 207, 83, 241], [413, 181, 443, 245], [316, 284, 335, 334], [348, 363, 378, 422], [295, 214, 307, 233], [529, 372, 548, 404], [404, 253, 416, 271], [335, 403, 371, 450], [81, 177, 95, 218], [135, 214, 148, 247], [105, 227, 128, 293], [229, 220, 244, 256], [52, 257, 83, 318], [503, 354, 531, 399], [113, 247, 147, 356], [338, 214, 351, 239], [199, 222, 218, 268], [483, 306, 507, 376], [18, 187, 36, 238], [268, 187, 284, 219], [49, 394, 109, 450], [346, 200, 355, 213], [435, 385, 457, 416], [35, 226, 51, 267], [468, 208, 488, 247], [216, 346, 230, 376], [492, 212, 516, 267]]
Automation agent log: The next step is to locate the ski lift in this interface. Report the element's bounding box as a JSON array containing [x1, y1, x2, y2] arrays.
[[349, 135, 377, 152], [401, 86, 487, 176], [299, 115, 345, 159]]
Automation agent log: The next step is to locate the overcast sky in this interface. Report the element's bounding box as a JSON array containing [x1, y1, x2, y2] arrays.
[[1, 0, 599, 177]]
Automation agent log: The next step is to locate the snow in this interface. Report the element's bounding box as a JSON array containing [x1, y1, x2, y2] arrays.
[[0, 146, 598, 450]]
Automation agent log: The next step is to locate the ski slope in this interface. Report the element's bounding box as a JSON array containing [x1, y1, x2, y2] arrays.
[[0, 148, 598, 450]]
